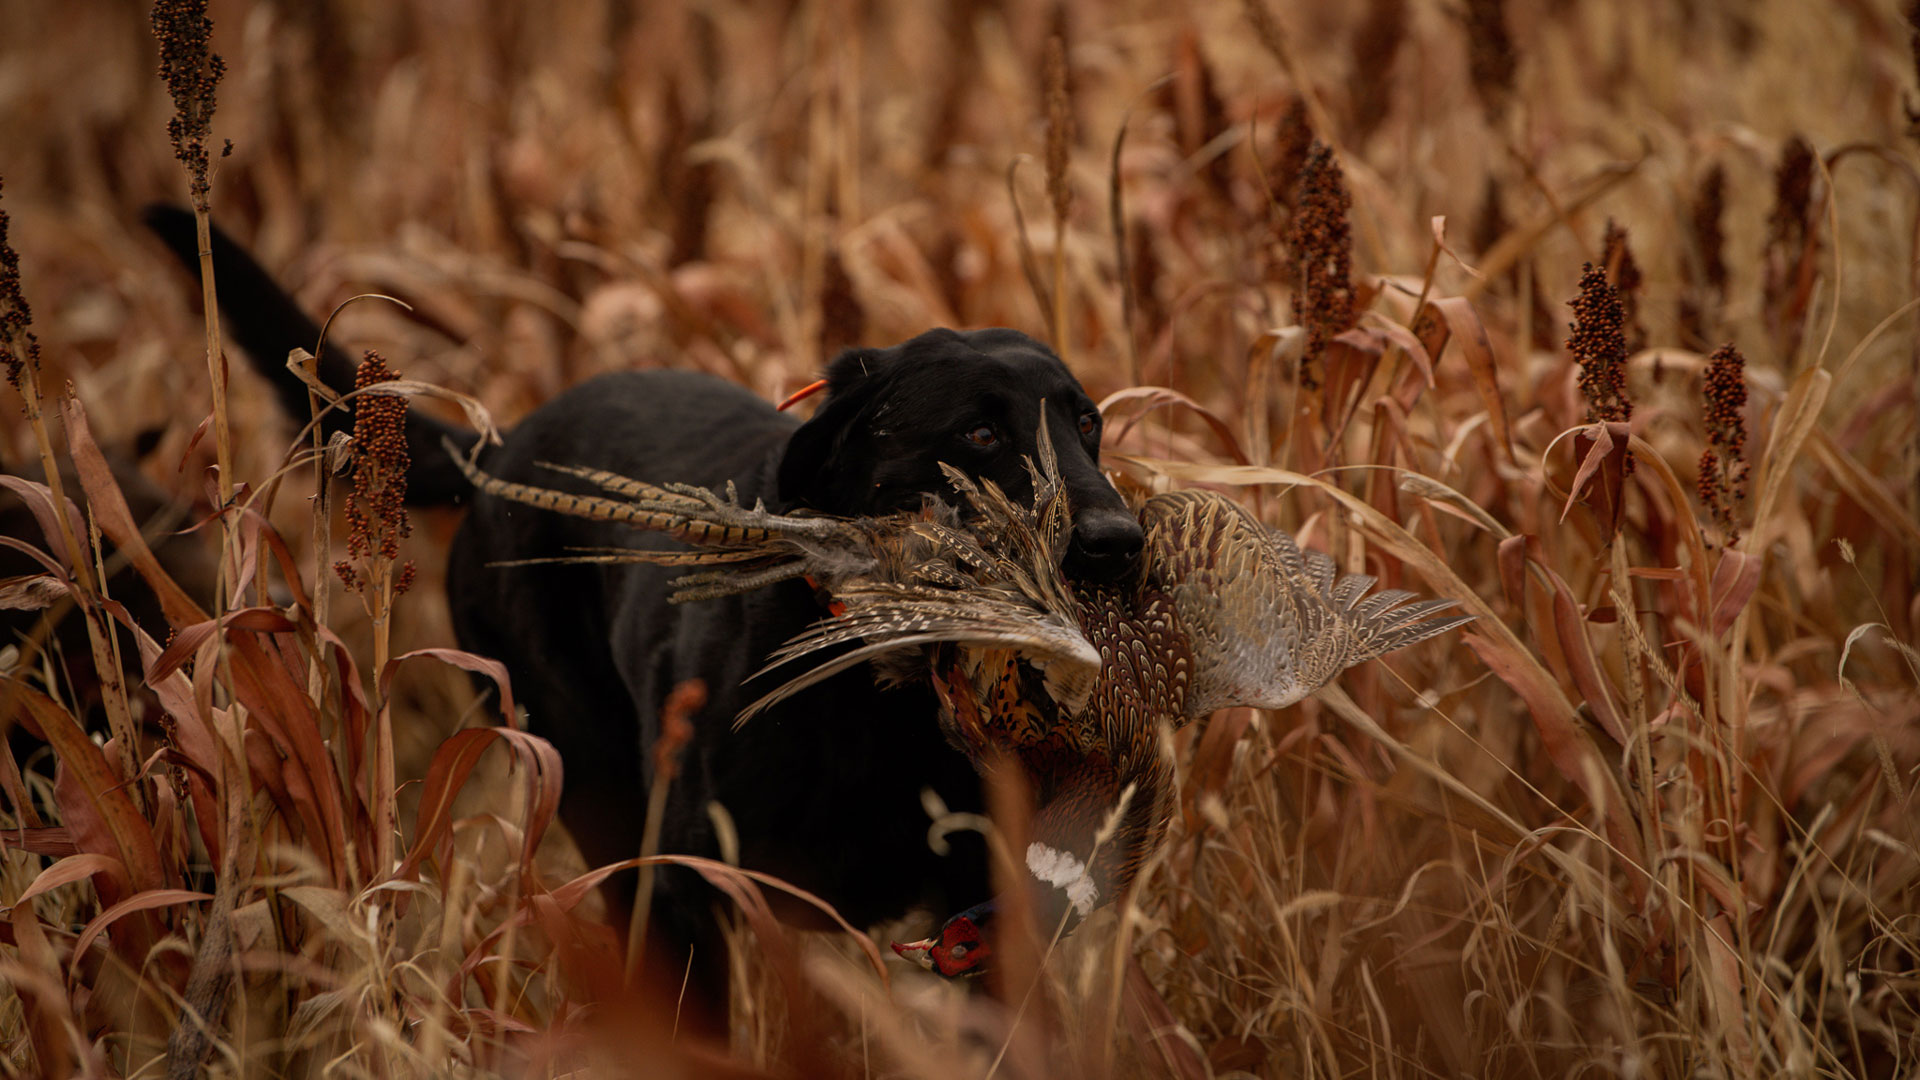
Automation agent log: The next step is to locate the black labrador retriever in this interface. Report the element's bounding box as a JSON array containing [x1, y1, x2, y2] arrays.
[[146, 208, 1144, 1013]]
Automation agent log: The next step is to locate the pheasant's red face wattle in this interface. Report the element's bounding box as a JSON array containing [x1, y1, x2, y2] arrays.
[[892, 911, 992, 978], [927, 915, 989, 976]]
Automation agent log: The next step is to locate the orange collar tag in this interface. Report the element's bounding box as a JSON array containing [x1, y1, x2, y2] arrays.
[[777, 379, 829, 412]]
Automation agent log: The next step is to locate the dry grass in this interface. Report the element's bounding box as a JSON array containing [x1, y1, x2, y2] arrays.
[[2, 0, 1918, 1076]]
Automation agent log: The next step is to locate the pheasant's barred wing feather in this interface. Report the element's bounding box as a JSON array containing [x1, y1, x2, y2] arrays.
[[735, 587, 1102, 723], [1142, 490, 1472, 718]]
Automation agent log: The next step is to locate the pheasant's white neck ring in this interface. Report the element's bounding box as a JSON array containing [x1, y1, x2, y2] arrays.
[[1026, 842, 1098, 917]]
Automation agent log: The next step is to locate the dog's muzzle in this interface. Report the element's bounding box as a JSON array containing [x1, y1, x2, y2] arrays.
[[1066, 507, 1145, 583]]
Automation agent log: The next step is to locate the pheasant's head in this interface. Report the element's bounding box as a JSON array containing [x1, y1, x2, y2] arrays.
[[893, 901, 995, 978]]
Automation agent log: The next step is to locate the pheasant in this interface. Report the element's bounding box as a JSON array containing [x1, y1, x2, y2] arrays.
[[445, 429, 1470, 977]]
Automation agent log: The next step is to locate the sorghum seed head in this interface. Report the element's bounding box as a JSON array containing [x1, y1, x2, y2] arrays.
[[1288, 141, 1356, 390], [1567, 262, 1634, 431], [151, 0, 227, 212], [0, 179, 40, 394], [1768, 136, 1815, 253], [1462, 0, 1516, 122], [1043, 4, 1075, 225], [1698, 342, 1749, 544], [1601, 220, 1645, 355], [340, 352, 413, 588]]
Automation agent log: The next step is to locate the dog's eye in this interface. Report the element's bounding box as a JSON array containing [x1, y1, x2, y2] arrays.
[[1078, 411, 1098, 438], [964, 425, 998, 448]]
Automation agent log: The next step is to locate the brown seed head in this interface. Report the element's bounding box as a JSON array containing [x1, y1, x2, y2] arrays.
[[922, 0, 986, 171], [1680, 164, 1728, 348], [1567, 262, 1633, 436], [1698, 343, 1749, 544], [1348, 0, 1409, 141], [0, 177, 40, 394], [657, 78, 716, 267], [1768, 135, 1815, 253], [1681, 164, 1743, 349], [1043, 5, 1075, 227], [151, 0, 227, 213], [337, 352, 415, 595], [1762, 136, 1819, 367], [1601, 220, 1645, 355], [1194, 45, 1228, 199], [1472, 176, 1505, 258], [1167, 28, 1232, 201], [1462, 0, 1516, 122], [1129, 217, 1165, 339], [1258, 98, 1314, 285], [1288, 141, 1356, 390], [1266, 97, 1313, 209], [1694, 165, 1728, 292]]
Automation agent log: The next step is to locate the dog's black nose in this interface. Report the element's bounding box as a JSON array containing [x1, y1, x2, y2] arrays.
[[1066, 508, 1145, 583]]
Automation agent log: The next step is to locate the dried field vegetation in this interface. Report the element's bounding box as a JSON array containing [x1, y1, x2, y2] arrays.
[[2, 0, 1919, 1076]]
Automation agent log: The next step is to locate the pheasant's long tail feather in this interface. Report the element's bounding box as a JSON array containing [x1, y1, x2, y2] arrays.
[[447, 440, 696, 531], [534, 459, 659, 500], [443, 438, 877, 586], [486, 546, 782, 568]]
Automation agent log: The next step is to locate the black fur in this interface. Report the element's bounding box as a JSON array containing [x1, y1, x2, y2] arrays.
[[141, 207, 479, 505], [145, 208, 1144, 1015]]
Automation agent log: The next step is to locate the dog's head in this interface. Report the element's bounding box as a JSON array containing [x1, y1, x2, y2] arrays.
[[777, 328, 1143, 583]]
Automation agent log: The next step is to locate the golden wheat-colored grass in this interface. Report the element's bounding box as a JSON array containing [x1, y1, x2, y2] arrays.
[[2, 1, 1918, 1076]]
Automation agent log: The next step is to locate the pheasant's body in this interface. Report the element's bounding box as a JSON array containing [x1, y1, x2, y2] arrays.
[[449, 439, 1470, 971], [922, 567, 1196, 920]]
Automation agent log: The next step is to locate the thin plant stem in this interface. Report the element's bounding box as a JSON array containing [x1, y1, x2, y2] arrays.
[[192, 208, 237, 598]]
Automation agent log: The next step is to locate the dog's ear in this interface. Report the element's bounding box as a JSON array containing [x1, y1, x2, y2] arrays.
[[777, 348, 892, 509]]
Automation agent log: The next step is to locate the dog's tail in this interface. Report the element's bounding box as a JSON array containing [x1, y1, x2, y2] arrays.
[[142, 205, 479, 506]]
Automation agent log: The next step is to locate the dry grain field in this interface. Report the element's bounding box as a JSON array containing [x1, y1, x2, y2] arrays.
[[2, 1, 1918, 1076]]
